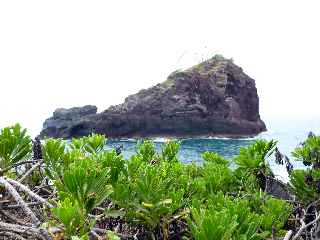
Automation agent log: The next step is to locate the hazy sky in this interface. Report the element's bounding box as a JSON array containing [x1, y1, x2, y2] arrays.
[[0, 0, 319, 136]]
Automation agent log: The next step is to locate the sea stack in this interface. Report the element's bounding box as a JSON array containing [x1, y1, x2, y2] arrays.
[[40, 55, 266, 139]]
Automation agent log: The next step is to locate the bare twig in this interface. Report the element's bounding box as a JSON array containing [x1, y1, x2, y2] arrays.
[[0, 231, 27, 240], [7, 178, 54, 208], [292, 213, 320, 240], [18, 160, 44, 183], [0, 221, 52, 240], [0, 177, 40, 226], [90, 230, 102, 239], [283, 230, 293, 240], [0, 209, 31, 226], [92, 227, 106, 233], [2, 201, 46, 210], [0, 199, 11, 204], [0, 160, 41, 176]]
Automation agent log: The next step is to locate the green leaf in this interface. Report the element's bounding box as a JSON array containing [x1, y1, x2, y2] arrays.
[[106, 231, 121, 240], [0, 124, 32, 170]]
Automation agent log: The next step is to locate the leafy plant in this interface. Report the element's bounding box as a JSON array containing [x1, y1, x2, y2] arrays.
[[42, 135, 115, 239], [234, 140, 277, 191], [112, 158, 189, 239], [290, 169, 318, 204], [94, 150, 126, 185], [42, 138, 67, 180], [51, 198, 90, 237], [0, 125, 299, 239], [71, 134, 106, 155], [235, 140, 276, 174], [202, 151, 229, 165], [189, 193, 262, 240], [259, 196, 292, 236], [137, 140, 156, 162], [292, 134, 320, 167], [70, 236, 89, 240], [55, 157, 113, 214], [106, 230, 121, 240], [161, 140, 180, 162], [0, 124, 32, 171], [201, 157, 235, 195], [291, 134, 320, 204]]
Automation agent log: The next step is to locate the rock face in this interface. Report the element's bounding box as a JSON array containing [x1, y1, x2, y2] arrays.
[[40, 56, 266, 139], [41, 105, 97, 138]]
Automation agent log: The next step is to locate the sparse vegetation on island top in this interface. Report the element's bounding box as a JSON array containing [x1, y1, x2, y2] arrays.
[[1, 124, 320, 239]]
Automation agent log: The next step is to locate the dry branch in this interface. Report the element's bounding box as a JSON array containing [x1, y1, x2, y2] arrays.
[[7, 178, 54, 208], [0, 160, 40, 176], [2, 201, 46, 210], [18, 160, 44, 183], [283, 230, 293, 240], [292, 213, 320, 240], [0, 221, 52, 240], [0, 177, 40, 226], [0, 209, 31, 226], [0, 230, 27, 240]]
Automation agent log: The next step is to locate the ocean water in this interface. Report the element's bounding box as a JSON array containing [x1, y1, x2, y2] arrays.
[[105, 117, 320, 182]]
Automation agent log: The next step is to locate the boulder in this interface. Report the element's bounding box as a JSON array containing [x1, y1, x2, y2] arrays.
[[40, 55, 266, 139]]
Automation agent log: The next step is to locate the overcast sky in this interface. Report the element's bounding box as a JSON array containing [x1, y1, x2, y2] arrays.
[[0, 0, 319, 136]]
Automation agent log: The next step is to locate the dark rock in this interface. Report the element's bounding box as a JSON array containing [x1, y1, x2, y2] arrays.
[[40, 56, 266, 139], [41, 105, 97, 138], [266, 177, 294, 201], [32, 137, 42, 160]]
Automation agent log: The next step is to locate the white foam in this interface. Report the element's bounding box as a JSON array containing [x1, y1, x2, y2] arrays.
[[152, 137, 169, 143]]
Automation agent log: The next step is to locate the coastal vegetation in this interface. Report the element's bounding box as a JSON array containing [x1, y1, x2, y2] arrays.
[[0, 124, 320, 239]]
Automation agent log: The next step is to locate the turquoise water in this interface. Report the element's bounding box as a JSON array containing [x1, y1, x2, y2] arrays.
[[106, 138, 253, 164], [105, 117, 320, 182]]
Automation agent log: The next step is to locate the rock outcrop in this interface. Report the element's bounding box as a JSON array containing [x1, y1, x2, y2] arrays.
[[41, 105, 97, 138], [40, 55, 266, 139]]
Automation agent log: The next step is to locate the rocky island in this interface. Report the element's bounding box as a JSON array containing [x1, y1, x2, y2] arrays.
[[40, 55, 266, 139]]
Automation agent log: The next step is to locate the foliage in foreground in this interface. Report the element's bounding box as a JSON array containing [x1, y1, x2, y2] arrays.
[[4, 123, 320, 239], [290, 134, 320, 204], [0, 123, 32, 171]]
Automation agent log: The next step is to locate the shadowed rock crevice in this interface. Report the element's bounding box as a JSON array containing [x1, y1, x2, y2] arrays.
[[40, 56, 266, 139]]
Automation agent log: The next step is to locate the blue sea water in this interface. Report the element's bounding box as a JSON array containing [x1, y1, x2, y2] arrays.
[[105, 117, 320, 182]]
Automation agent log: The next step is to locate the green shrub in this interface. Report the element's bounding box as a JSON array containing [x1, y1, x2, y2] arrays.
[[42, 138, 67, 180], [161, 140, 180, 162], [259, 197, 292, 236], [290, 169, 318, 204], [292, 134, 320, 167], [51, 198, 90, 238], [0, 124, 297, 239], [71, 134, 106, 155], [291, 134, 320, 204], [235, 140, 276, 175], [137, 140, 156, 162], [189, 193, 262, 240], [202, 152, 229, 165], [0, 123, 32, 171], [234, 140, 277, 192], [55, 157, 113, 214], [112, 157, 189, 238], [43, 135, 115, 238], [202, 159, 235, 195], [189, 192, 292, 239], [93, 150, 126, 185]]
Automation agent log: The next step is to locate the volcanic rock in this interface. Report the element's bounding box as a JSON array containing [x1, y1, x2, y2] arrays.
[[40, 55, 266, 139]]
